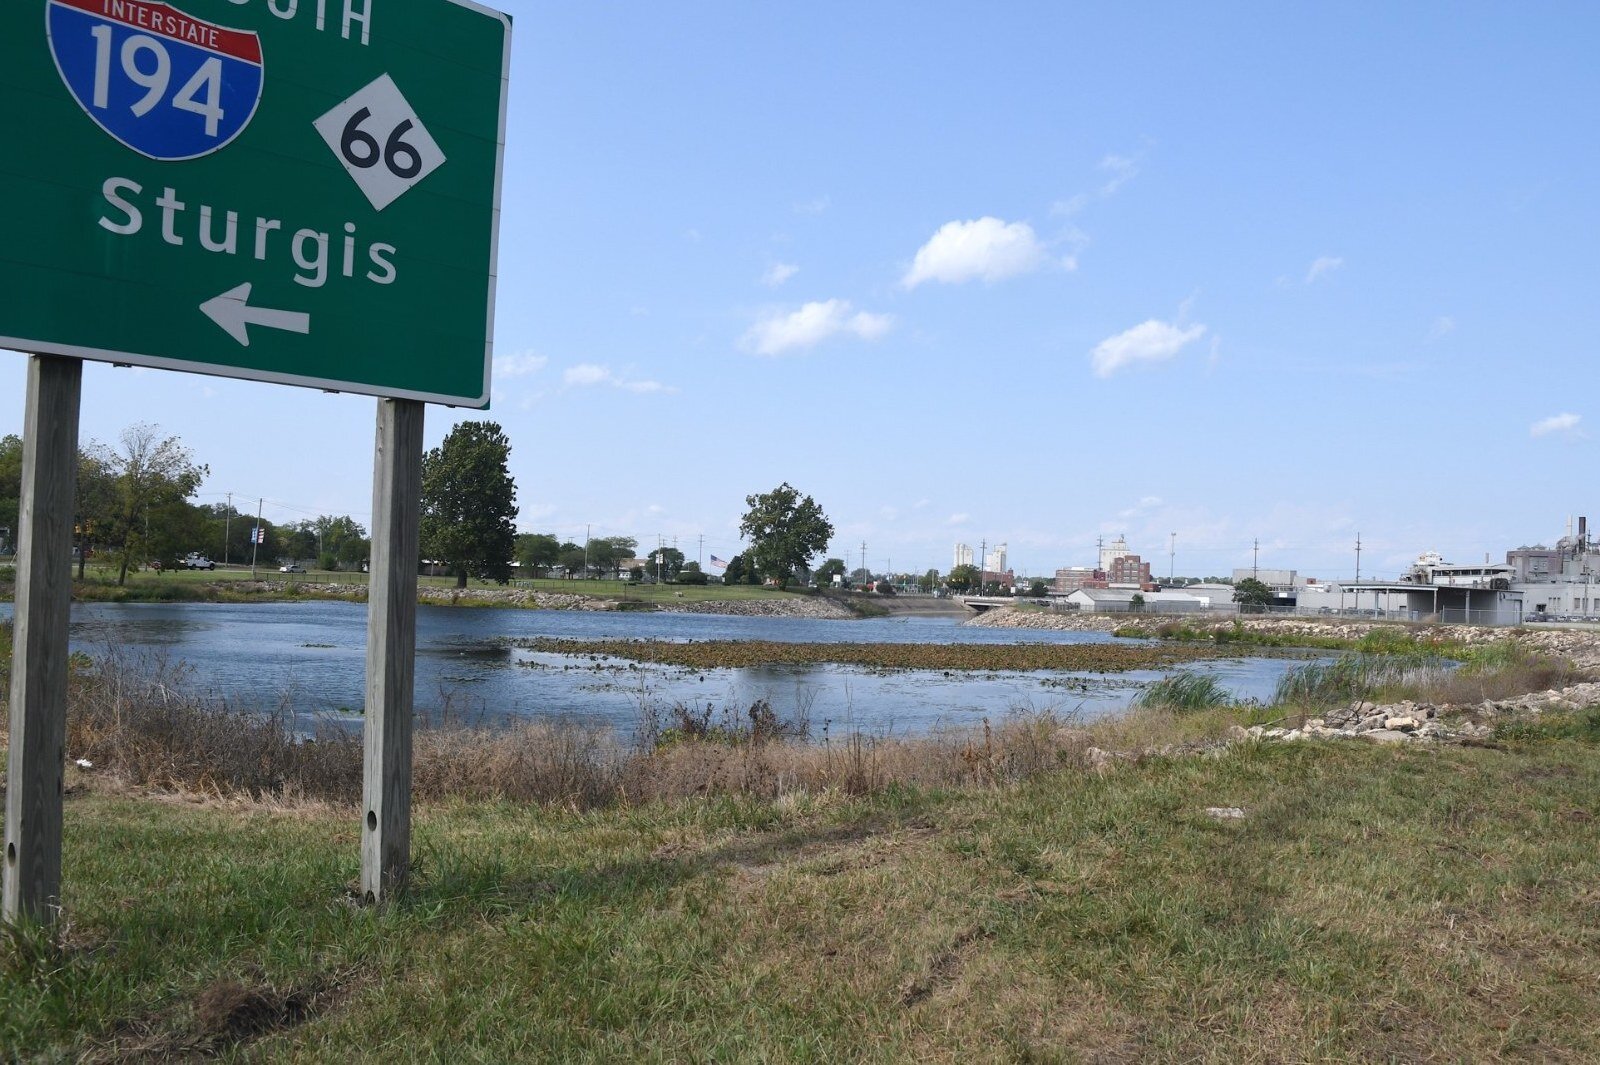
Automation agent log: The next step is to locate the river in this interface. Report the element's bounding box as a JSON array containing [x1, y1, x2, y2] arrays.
[[1, 601, 1322, 737]]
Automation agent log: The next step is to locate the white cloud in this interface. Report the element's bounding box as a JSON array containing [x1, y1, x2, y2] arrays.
[[1098, 153, 1138, 196], [1530, 412, 1584, 439], [494, 351, 548, 378], [1090, 320, 1207, 378], [794, 195, 831, 215], [1052, 149, 1145, 216], [1426, 316, 1456, 342], [761, 262, 799, 288], [946, 512, 970, 526], [902, 217, 1050, 288], [740, 299, 893, 356], [562, 363, 677, 394], [1305, 256, 1344, 284]]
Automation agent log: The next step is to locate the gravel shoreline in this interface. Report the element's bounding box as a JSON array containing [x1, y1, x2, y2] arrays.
[[970, 606, 1600, 754], [225, 582, 859, 618]]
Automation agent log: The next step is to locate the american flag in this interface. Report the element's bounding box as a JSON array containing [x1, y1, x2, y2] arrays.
[[710, 555, 728, 569]]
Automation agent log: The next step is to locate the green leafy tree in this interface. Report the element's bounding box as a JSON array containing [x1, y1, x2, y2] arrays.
[[722, 552, 760, 585], [557, 542, 586, 578], [815, 557, 847, 588], [678, 561, 708, 585], [73, 447, 118, 578], [1029, 579, 1049, 598], [585, 535, 638, 579], [0, 434, 21, 553], [420, 421, 518, 588], [919, 569, 940, 594], [86, 424, 208, 585], [284, 523, 319, 563], [309, 514, 368, 570], [515, 532, 561, 577], [1233, 577, 1273, 612], [738, 483, 833, 590], [947, 563, 978, 593], [645, 546, 685, 582]]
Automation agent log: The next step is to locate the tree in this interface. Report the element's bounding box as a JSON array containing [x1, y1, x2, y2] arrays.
[[1028, 579, 1049, 598], [0, 434, 21, 553], [1233, 577, 1273, 612], [309, 514, 368, 570], [815, 557, 847, 588], [738, 483, 833, 590], [515, 532, 561, 577], [678, 561, 708, 585], [585, 535, 637, 579], [73, 447, 118, 578], [722, 552, 760, 586], [87, 424, 209, 585], [557, 542, 586, 578], [420, 421, 518, 588], [947, 563, 978, 593], [645, 546, 685, 582], [1130, 592, 1146, 612], [919, 569, 940, 594]]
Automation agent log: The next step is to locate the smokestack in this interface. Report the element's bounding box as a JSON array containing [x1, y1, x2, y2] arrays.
[[1581, 516, 1589, 549]]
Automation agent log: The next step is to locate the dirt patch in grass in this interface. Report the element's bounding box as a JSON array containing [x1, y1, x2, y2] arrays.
[[85, 969, 355, 1062]]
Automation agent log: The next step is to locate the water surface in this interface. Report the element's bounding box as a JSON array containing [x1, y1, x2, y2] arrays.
[[2, 601, 1322, 737]]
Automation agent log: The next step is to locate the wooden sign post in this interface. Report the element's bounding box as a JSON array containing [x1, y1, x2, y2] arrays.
[[3, 355, 82, 925], [361, 399, 424, 904]]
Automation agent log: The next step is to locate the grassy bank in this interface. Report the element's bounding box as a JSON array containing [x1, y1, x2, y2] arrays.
[[8, 621, 1600, 1058], [7, 732, 1600, 1060], [0, 567, 813, 607]]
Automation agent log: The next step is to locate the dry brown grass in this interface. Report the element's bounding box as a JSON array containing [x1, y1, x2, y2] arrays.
[[45, 649, 1105, 809]]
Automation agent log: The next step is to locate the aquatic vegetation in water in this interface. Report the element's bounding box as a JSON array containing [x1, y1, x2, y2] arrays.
[[1134, 671, 1236, 712], [515, 638, 1228, 673]]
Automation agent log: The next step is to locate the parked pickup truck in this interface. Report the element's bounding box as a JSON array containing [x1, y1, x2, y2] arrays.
[[181, 553, 216, 570]]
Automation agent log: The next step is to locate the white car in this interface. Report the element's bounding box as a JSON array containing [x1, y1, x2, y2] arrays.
[[182, 554, 215, 570], [280, 563, 305, 573]]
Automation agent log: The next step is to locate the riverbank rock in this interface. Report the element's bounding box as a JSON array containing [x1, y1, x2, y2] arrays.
[[668, 597, 856, 620], [966, 606, 1600, 671], [235, 582, 858, 618]]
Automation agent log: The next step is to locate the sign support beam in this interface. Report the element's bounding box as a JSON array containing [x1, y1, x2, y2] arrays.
[[4, 354, 83, 927], [361, 397, 423, 905]]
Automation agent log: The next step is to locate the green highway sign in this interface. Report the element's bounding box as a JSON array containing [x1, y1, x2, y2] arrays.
[[1, 0, 509, 407]]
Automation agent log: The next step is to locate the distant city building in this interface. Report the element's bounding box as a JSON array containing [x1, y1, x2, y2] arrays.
[[953, 542, 973, 569], [985, 543, 1007, 575], [1053, 567, 1096, 593], [1107, 554, 1153, 589], [1098, 535, 1131, 573], [1232, 567, 1299, 591]]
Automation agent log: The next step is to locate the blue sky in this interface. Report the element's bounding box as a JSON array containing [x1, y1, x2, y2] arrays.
[[5, 2, 1597, 580]]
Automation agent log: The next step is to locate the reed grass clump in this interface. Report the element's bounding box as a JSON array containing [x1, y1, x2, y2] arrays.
[[1134, 670, 1234, 712], [1271, 651, 1452, 710]]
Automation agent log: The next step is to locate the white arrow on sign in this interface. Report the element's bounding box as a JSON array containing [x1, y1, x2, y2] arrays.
[[200, 283, 311, 347]]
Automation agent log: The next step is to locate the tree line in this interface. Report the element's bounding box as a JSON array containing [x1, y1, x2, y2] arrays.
[[2, 419, 847, 593]]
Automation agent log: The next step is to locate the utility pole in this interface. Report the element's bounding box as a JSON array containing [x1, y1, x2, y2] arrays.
[[583, 523, 590, 580], [250, 498, 263, 578], [223, 491, 232, 566], [697, 533, 704, 569], [860, 541, 867, 581], [1253, 538, 1259, 580], [980, 538, 987, 590], [1169, 531, 1176, 584], [1355, 532, 1362, 617]]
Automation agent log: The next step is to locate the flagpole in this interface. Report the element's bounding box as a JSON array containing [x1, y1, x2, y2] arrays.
[[251, 497, 263, 578]]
